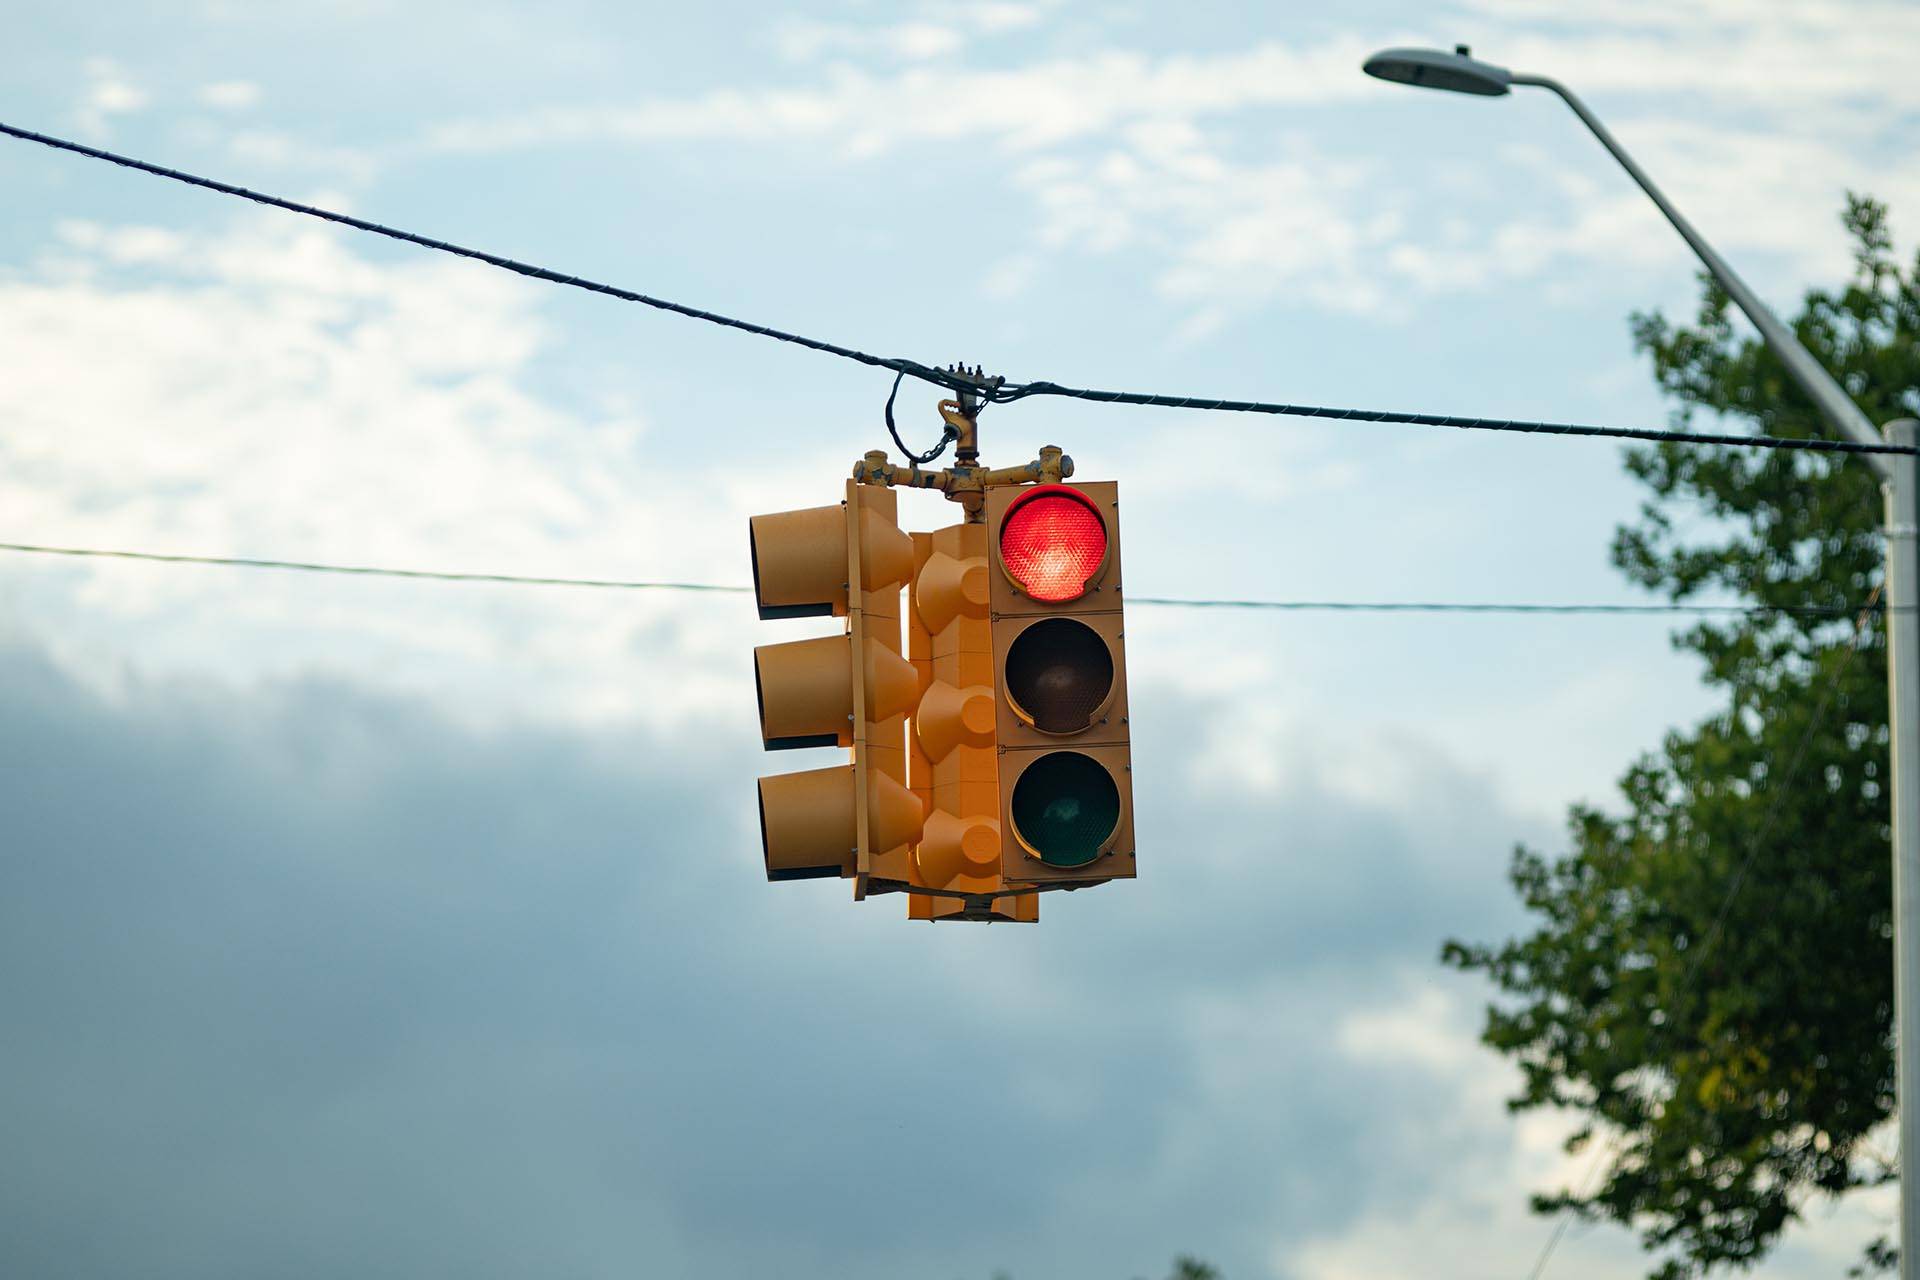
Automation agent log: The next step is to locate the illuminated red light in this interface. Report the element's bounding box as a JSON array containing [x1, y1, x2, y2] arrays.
[[999, 486, 1107, 602]]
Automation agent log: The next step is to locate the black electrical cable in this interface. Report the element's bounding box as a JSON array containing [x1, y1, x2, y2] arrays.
[[0, 121, 977, 401], [884, 370, 956, 465], [5, 120, 1912, 460], [996, 381, 1914, 457]]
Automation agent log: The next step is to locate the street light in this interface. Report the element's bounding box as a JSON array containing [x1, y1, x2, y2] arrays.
[[1365, 42, 1920, 1279], [1362, 44, 1510, 96]]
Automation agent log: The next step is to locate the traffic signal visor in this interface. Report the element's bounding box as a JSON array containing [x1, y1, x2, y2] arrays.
[[751, 483, 924, 888]]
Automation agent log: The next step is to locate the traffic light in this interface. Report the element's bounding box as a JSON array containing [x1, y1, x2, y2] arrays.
[[751, 481, 925, 895], [749, 461, 1134, 920], [903, 520, 1039, 923], [985, 481, 1135, 885]]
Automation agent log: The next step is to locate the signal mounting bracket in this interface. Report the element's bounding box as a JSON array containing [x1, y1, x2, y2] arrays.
[[938, 362, 1002, 466], [854, 379, 1073, 523]]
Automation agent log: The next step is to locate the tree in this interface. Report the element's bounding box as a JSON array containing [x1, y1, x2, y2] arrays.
[[1444, 195, 1920, 1279], [1123, 1257, 1220, 1280]]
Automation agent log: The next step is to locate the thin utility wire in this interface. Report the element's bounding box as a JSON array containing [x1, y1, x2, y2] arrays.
[[0, 542, 741, 593], [1124, 595, 1889, 617], [1523, 589, 1881, 1280], [4, 119, 1913, 461], [0, 541, 1894, 617]]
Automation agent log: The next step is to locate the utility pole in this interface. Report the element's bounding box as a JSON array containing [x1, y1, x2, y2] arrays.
[[1889, 417, 1920, 1275], [1363, 45, 1920, 1276]]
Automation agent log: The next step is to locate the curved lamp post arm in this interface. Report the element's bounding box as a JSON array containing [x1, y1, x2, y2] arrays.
[[1367, 48, 1920, 1280], [1509, 72, 1889, 475]]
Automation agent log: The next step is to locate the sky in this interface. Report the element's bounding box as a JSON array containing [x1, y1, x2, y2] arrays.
[[1, 3, 1916, 1278]]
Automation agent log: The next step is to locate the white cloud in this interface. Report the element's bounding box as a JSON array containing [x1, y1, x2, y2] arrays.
[[225, 128, 380, 183], [1302, 979, 1678, 1280], [1118, 416, 1362, 510], [774, 19, 966, 63], [978, 251, 1040, 299], [405, 7, 1914, 325], [0, 215, 766, 731], [76, 57, 148, 137], [197, 79, 261, 110], [411, 10, 1920, 165], [1445, 0, 1920, 137], [1383, 114, 1920, 302], [418, 39, 1378, 156], [1297, 971, 1905, 1280], [773, 2, 1044, 63], [1337, 981, 1487, 1075], [951, 0, 1044, 33], [54, 220, 187, 265]]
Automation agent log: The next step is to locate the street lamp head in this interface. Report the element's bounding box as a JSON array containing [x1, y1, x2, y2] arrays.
[[1363, 44, 1513, 96]]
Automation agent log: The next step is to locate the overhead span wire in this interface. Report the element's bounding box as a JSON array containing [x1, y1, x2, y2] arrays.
[[0, 121, 970, 398], [3, 119, 1912, 460], [998, 381, 1908, 455]]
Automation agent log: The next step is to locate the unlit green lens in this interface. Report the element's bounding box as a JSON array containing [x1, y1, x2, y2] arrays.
[[1011, 752, 1119, 867]]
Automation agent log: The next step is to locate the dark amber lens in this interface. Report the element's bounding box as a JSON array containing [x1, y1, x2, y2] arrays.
[[1004, 618, 1114, 734], [1010, 752, 1120, 867]]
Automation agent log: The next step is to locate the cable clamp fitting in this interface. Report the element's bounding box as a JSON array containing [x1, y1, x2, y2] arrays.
[[1888, 523, 1920, 540]]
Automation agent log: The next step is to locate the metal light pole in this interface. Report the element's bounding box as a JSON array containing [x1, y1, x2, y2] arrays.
[[1363, 43, 1920, 1276]]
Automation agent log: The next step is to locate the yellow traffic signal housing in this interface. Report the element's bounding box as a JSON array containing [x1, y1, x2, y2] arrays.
[[751, 482, 925, 895], [901, 522, 1039, 923], [749, 444, 1133, 920], [985, 481, 1136, 886]]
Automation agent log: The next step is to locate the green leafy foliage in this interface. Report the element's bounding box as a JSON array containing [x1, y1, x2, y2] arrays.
[[1444, 196, 1920, 1279], [1000, 1253, 1219, 1280], [1166, 1260, 1220, 1280]]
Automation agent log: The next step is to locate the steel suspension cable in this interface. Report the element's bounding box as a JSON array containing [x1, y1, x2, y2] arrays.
[[4, 120, 1912, 460], [0, 121, 973, 399]]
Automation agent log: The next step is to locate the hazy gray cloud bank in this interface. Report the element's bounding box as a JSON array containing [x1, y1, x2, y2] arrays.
[[0, 628, 1542, 1279]]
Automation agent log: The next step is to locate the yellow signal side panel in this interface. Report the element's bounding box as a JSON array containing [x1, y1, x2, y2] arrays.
[[907, 519, 1036, 924], [849, 481, 920, 898], [907, 530, 936, 827]]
